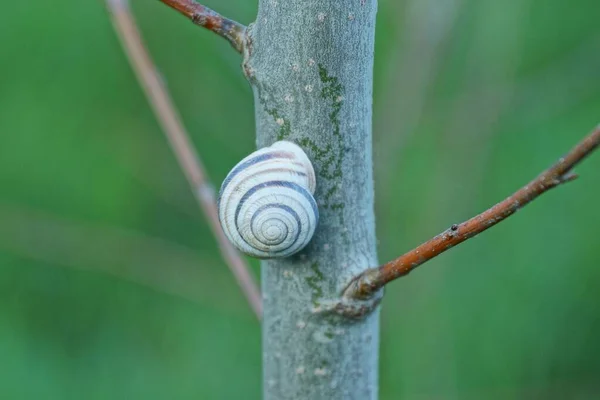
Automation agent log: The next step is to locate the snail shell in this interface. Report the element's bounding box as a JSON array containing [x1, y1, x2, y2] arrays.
[[217, 141, 319, 259]]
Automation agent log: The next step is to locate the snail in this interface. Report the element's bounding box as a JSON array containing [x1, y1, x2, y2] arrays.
[[217, 141, 319, 259]]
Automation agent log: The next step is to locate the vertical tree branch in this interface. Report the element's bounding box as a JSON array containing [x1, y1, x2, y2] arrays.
[[105, 0, 261, 318], [158, 0, 246, 53], [345, 126, 600, 300], [248, 1, 380, 398]]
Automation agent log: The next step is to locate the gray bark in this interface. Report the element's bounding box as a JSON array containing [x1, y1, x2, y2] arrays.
[[244, 1, 380, 399]]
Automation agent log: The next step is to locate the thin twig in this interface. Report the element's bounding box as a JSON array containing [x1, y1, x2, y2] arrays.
[[158, 0, 246, 53], [106, 0, 262, 318], [346, 126, 600, 300]]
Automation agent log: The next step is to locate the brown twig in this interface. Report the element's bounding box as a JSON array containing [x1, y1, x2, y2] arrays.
[[158, 0, 246, 53], [106, 0, 262, 318], [346, 126, 600, 300]]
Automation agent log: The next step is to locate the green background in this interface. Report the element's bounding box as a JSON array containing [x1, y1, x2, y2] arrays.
[[1, 0, 599, 398]]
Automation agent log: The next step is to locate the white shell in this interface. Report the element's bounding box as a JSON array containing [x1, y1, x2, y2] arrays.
[[218, 141, 319, 259]]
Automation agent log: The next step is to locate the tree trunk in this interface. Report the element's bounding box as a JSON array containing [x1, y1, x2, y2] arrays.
[[244, 1, 380, 398]]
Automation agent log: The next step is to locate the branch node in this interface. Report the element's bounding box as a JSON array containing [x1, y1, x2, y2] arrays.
[[319, 287, 384, 320], [560, 172, 579, 183], [343, 268, 384, 301]]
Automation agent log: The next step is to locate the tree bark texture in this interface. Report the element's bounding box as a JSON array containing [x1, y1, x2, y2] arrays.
[[244, 1, 380, 399]]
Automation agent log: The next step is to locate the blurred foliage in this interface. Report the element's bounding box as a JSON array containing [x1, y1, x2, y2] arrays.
[[0, 0, 599, 399]]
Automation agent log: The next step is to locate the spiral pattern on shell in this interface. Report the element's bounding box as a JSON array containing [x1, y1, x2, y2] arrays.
[[217, 141, 319, 259]]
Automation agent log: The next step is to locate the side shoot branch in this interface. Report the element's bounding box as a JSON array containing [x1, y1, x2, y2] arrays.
[[159, 0, 246, 53], [345, 126, 600, 300]]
